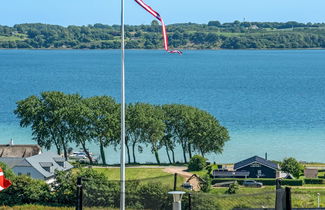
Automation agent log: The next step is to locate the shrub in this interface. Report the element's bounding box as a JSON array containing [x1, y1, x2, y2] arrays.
[[206, 165, 212, 175], [138, 182, 170, 209], [304, 178, 325, 184], [200, 174, 211, 192], [225, 181, 239, 194], [0, 175, 52, 206], [0, 162, 16, 180], [280, 179, 304, 186], [188, 155, 207, 171]]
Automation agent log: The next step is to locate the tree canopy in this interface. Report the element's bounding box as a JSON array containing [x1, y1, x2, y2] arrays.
[[15, 91, 230, 165], [280, 157, 304, 178]]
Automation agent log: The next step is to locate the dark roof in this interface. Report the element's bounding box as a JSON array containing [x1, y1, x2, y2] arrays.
[[234, 156, 279, 170], [0, 145, 41, 158], [213, 170, 250, 177]]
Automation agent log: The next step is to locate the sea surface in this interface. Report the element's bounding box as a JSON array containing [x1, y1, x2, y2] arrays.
[[1, 49, 325, 164]]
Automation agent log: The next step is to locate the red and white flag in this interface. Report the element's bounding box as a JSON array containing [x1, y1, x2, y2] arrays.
[[134, 0, 182, 55], [0, 167, 12, 191]]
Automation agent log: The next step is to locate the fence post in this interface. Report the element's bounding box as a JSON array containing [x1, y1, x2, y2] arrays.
[[285, 187, 292, 210], [275, 179, 285, 210], [174, 173, 178, 191], [76, 177, 83, 210], [276, 179, 281, 190], [188, 193, 192, 210]]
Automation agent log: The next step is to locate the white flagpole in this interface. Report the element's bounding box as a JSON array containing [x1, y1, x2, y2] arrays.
[[120, 0, 126, 207]]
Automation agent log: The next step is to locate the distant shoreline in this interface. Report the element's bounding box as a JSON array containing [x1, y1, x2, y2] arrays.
[[0, 48, 325, 50]]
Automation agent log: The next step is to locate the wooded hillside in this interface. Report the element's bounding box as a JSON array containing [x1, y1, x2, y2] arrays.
[[1, 21, 325, 49]]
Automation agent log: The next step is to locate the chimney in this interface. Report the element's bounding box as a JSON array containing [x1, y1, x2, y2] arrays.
[[265, 152, 268, 160]]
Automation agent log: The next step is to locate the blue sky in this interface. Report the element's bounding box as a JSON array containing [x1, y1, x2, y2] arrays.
[[1, 0, 324, 26]]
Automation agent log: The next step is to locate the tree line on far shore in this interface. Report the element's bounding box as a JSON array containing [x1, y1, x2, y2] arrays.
[[14, 91, 229, 165], [1, 21, 325, 49]]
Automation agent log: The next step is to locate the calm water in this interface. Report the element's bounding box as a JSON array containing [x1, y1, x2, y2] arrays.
[[1, 49, 325, 163]]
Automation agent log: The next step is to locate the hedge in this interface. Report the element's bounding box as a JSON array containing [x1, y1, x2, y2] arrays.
[[212, 178, 303, 186], [304, 178, 325, 184]]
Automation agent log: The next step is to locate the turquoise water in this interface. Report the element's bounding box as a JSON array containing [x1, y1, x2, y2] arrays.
[[1, 49, 325, 163]]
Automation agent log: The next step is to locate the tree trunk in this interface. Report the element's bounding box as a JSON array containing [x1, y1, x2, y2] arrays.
[[171, 148, 175, 164], [50, 131, 61, 155], [99, 138, 106, 165], [81, 141, 93, 165], [154, 150, 160, 165], [200, 149, 205, 158], [60, 136, 68, 161], [165, 145, 172, 164], [57, 148, 61, 156], [54, 140, 61, 156], [188, 143, 193, 159], [132, 141, 137, 164], [126, 143, 131, 164], [182, 144, 187, 163]]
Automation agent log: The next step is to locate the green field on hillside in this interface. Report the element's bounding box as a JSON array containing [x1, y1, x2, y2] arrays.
[[0, 35, 23, 42]]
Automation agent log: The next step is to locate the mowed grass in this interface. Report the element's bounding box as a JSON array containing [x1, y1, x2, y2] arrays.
[[93, 167, 185, 188], [0, 35, 23, 42], [209, 186, 325, 209]]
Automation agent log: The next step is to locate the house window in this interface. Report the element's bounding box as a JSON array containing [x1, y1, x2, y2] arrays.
[[56, 161, 65, 168], [27, 172, 31, 176], [18, 172, 22, 176], [257, 170, 262, 178]]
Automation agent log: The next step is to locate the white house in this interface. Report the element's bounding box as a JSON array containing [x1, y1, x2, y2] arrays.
[[0, 152, 73, 184]]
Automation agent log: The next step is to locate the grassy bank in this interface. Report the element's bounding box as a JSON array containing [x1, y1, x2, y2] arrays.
[[93, 167, 185, 189]]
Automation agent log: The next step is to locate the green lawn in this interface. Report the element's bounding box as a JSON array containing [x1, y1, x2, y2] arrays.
[[93, 167, 185, 189], [0, 35, 24, 42], [201, 186, 325, 209]]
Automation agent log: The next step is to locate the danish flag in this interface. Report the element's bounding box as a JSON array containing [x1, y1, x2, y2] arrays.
[[0, 167, 11, 191], [134, 0, 182, 54]]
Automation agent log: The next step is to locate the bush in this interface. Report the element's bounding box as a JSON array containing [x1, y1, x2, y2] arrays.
[[206, 165, 212, 175], [52, 168, 121, 207], [225, 181, 239, 194], [304, 178, 325, 184], [0, 175, 52, 206], [280, 179, 304, 186], [138, 182, 170, 209], [200, 174, 211, 192], [0, 162, 16, 179], [188, 155, 207, 171]]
